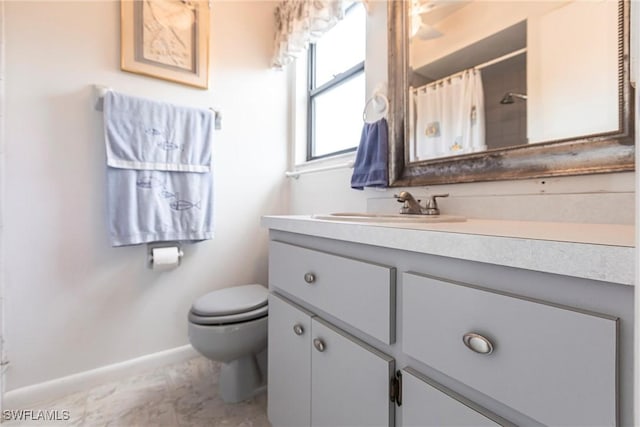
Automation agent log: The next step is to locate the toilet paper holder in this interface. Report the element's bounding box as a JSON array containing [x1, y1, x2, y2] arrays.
[[147, 242, 184, 269]]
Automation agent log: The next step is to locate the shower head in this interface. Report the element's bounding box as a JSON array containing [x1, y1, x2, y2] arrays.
[[500, 92, 527, 104]]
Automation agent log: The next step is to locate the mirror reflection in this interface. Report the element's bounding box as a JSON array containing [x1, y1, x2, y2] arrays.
[[407, 0, 620, 163]]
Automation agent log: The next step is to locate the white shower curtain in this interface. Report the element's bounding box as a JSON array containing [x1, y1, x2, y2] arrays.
[[414, 69, 486, 160]]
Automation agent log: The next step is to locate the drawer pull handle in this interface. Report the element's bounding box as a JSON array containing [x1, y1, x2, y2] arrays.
[[313, 338, 326, 352], [293, 324, 304, 336], [304, 273, 316, 284], [462, 333, 494, 355]]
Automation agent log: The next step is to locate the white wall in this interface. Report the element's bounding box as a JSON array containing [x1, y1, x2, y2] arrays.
[[0, 0, 5, 411], [289, 1, 634, 224], [528, 0, 619, 142], [4, 0, 288, 391]]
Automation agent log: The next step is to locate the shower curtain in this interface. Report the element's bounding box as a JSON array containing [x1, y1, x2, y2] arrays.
[[414, 69, 486, 160]]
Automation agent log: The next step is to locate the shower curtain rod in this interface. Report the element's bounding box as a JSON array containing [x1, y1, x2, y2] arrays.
[[412, 47, 527, 93], [476, 47, 527, 70]]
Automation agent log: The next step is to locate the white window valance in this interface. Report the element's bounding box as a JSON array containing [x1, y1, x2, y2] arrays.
[[271, 0, 348, 69]]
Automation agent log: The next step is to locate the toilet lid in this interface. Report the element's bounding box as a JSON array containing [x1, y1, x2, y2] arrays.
[[189, 304, 268, 325], [191, 284, 268, 317]]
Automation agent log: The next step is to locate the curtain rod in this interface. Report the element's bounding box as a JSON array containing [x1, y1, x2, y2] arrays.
[[476, 47, 527, 70], [412, 48, 527, 93]]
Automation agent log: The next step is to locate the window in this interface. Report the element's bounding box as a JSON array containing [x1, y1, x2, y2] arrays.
[[307, 3, 366, 161]]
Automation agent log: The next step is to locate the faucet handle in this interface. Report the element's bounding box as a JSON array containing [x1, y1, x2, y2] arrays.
[[425, 193, 449, 215]]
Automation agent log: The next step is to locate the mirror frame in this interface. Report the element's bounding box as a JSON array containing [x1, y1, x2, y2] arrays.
[[387, 0, 635, 187]]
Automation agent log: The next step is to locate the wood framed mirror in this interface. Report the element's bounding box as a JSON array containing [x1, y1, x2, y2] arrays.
[[387, 0, 634, 186]]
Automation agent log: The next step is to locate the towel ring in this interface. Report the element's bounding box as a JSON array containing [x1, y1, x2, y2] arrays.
[[362, 92, 389, 122]]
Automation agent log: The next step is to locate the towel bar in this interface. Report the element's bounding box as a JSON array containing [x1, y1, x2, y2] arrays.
[[93, 84, 222, 130], [362, 91, 389, 122]]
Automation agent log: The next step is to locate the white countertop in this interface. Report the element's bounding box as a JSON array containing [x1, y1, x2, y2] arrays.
[[262, 215, 635, 286]]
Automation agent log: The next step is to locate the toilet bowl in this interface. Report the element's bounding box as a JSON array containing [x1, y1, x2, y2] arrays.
[[187, 284, 268, 403]]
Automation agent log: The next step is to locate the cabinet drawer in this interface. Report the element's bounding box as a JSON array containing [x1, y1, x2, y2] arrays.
[[402, 272, 618, 426], [402, 368, 513, 427], [269, 241, 396, 344]]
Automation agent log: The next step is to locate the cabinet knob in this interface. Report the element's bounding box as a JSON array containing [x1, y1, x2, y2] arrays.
[[462, 333, 494, 355], [293, 324, 304, 336], [313, 338, 326, 352], [304, 273, 316, 284]]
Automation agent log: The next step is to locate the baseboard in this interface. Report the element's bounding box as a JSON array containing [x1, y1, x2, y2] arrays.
[[3, 344, 199, 410]]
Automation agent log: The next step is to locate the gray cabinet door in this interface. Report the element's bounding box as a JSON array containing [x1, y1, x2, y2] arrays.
[[268, 295, 312, 427], [402, 368, 513, 427], [311, 317, 395, 427]]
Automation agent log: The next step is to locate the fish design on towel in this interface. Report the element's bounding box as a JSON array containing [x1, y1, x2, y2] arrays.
[[157, 140, 184, 151], [170, 199, 201, 211], [136, 176, 161, 189], [144, 127, 184, 151], [136, 179, 154, 189], [138, 181, 198, 211], [144, 127, 163, 137]]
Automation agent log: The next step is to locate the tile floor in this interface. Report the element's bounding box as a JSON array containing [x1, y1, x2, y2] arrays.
[[4, 356, 270, 427]]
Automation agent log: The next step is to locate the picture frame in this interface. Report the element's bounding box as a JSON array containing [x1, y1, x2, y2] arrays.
[[120, 0, 210, 89]]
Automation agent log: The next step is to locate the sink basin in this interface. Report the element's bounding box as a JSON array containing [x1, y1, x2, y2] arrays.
[[312, 213, 466, 223]]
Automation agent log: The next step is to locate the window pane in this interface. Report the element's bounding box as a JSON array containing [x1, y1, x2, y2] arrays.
[[313, 72, 365, 158], [314, 3, 366, 87]]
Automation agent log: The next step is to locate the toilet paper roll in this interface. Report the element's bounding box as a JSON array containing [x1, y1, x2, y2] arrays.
[[151, 247, 181, 270]]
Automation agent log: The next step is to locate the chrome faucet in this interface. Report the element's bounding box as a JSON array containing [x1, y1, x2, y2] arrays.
[[394, 191, 449, 215], [394, 191, 424, 214]]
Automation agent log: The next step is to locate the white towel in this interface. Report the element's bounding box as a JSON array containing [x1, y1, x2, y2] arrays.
[[103, 91, 214, 247]]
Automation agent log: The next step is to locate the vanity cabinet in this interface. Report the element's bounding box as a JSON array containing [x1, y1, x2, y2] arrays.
[[268, 293, 396, 427], [265, 227, 633, 426]]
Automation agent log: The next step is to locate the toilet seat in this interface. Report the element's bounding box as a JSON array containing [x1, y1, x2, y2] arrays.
[[189, 304, 268, 325], [189, 284, 268, 326]]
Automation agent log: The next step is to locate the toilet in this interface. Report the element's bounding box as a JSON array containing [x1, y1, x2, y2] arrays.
[[187, 284, 268, 403]]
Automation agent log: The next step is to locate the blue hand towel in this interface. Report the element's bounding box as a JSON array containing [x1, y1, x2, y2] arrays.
[[103, 91, 214, 246], [351, 118, 389, 190]]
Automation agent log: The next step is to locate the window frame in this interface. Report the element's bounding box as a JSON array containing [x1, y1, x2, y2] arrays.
[[306, 4, 366, 161]]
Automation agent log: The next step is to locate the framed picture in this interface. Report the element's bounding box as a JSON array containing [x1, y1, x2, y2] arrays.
[[120, 0, 210, 89]]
